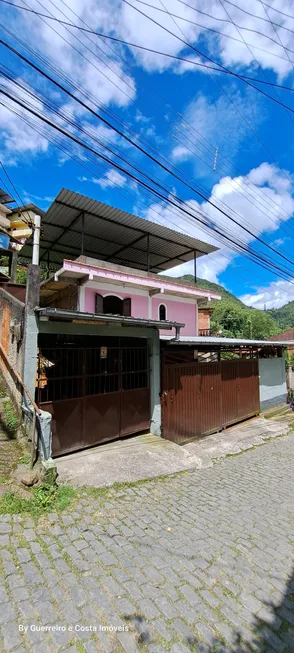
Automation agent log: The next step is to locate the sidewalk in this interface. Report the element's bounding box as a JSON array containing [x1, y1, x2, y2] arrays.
[[56, 412, 293, 488]]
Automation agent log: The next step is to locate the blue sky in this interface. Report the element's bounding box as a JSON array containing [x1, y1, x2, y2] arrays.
[[1, 0, 294, 308]]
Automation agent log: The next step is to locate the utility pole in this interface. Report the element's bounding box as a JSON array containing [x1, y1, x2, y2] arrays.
[[32, 214, 41, 266]]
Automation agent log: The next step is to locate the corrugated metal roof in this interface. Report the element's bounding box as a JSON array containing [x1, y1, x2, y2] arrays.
[[161, 336, 294, 346], [21, 188, 218, 272], [37, 307, 184, 330]]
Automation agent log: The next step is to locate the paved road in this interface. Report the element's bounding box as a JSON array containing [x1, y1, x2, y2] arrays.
[[1, 435, 294, 653]]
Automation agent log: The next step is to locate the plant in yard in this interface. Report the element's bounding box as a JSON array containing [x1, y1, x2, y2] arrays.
[[1, 398, 20, 435], [287, 389, 294, 411], [0, 484, 75, 516]]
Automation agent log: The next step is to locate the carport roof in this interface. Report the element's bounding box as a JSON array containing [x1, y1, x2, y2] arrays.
[[20, 188, 218, 272], [161, 336, 294, 346], [37, 307, 184, 331]]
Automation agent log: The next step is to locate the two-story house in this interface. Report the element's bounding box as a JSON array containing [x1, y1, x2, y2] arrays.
[[20, 188, 220, 458]]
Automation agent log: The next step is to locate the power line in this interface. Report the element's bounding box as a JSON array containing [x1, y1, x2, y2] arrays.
[[120, 0, 294, 117], [3, 91, 294, 289], [1, 5, 288, 242], [4, 60, 292, 255], [222, 0, 294, 36], [2, 7, 294, 268], [132, 0, 294, 59], [120, 0, 294, 192], [1, 0, 294, 84], [256, 0, 294, 21], [21, 0, 294, 231], [3, 39, 294, 274], [2, 79, 294, 284], [19, 0, 294, 229], [218, 0, 294, 127], [0, 160, 31, 225], [258, 0, 294, 75]]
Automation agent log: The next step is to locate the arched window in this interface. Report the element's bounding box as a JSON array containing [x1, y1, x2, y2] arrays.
[[95, 294, 132, 317], [103, 295, 123, 315], [159, 304, 166, 321]]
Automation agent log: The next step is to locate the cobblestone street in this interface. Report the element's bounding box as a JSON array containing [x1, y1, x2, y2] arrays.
[[0, 434, 294, 653]]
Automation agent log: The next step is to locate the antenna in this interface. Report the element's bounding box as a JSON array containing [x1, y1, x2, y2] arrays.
[[213, 147, 218, 172]]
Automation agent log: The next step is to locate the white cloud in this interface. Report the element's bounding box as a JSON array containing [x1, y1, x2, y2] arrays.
[[181, 90, 262, 166], [240, 279, 294, 309], [92, 169, 127, 189], [0, 77, 49, 160], [143, 161, 294, 283], [172, 145, 191, 161], [117, 0, 294, 78]]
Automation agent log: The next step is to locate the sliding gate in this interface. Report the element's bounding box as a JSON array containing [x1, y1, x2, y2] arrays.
[[161, 355, 259, 444], [37, 339, 150, 456]]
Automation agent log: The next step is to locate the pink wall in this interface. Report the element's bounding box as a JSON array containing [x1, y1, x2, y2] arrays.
[[84, 287, 149, 319], [152, 298, 197, 336], [84, 287, 198, 335]]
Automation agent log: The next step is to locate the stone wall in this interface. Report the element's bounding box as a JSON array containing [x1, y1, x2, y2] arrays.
[[0, 287, 25, 407], [287, 365, 294, 391]]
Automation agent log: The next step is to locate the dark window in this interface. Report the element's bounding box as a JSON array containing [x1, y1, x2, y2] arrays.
[[95, 293, 103, 314], [103, 295, 123, 315], [95, 295, 132, 316], [159, 304, 166, 321], [122, 297, 132, 317]]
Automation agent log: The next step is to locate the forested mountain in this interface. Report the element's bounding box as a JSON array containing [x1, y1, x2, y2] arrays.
[[179, 275, 288, 340]]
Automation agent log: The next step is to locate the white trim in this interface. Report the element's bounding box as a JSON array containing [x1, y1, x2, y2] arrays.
[[158, 302, 167, 321], [84, 280, 149, 297], [195, 300, 198, 337], [78, 285, 86, 312], [152, 293, 197, 305], [148, 295, 152, 319], [100, 292, 125, 300]]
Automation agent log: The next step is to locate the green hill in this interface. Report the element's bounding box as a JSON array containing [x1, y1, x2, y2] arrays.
[[179, 275, 281, 340], [181, 275, 245, 306], [267, 301, 294, 331]]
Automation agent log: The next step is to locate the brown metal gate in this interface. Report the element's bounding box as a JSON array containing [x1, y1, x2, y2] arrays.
[[37, 343, 150, 456], [161, 356, 259, 444]]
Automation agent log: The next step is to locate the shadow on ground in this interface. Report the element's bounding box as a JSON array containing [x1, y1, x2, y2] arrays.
[[126, 567, 294, 652], [186, 567, 294, 652]]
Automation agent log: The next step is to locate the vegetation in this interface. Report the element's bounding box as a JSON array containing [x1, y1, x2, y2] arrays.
[[180, 275, 281, 340], [181, 274, 245, 306], [0, 484, 75, 516], [1, 398, 20, 436], [267, 301, 294, 331]]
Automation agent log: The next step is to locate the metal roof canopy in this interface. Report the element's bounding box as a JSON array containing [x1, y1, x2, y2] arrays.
[[21, 189, 218, 273], [0, 188, 14, 205], [161, 336, 294, 347], [37, 307, 184, 334]]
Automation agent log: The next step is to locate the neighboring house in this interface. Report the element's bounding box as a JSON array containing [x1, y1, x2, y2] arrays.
[[270, 328, 294, 389], [198, 307, 212, 336], [0, 188, 293, 467]]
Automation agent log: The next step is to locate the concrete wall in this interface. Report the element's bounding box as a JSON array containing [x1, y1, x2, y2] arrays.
[[259, 358, 287, 411], [83, 283, 198, 336], [0, 287, 25, 407]]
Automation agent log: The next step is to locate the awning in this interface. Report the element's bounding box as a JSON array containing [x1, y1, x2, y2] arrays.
[[161, 336, 293, 346], [37, 307, 184, 334]]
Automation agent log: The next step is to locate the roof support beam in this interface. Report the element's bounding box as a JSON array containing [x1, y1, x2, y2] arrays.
[[150, 246, 201, 271], [110, 233, 147, 259], [54, 199, 209, 253], [40, 210, 84, 261], [33, 239, 165, 272]]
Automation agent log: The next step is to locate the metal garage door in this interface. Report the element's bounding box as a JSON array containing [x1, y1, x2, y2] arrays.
[[36, 339, 150, 456], [161, 356, 259, 444]]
